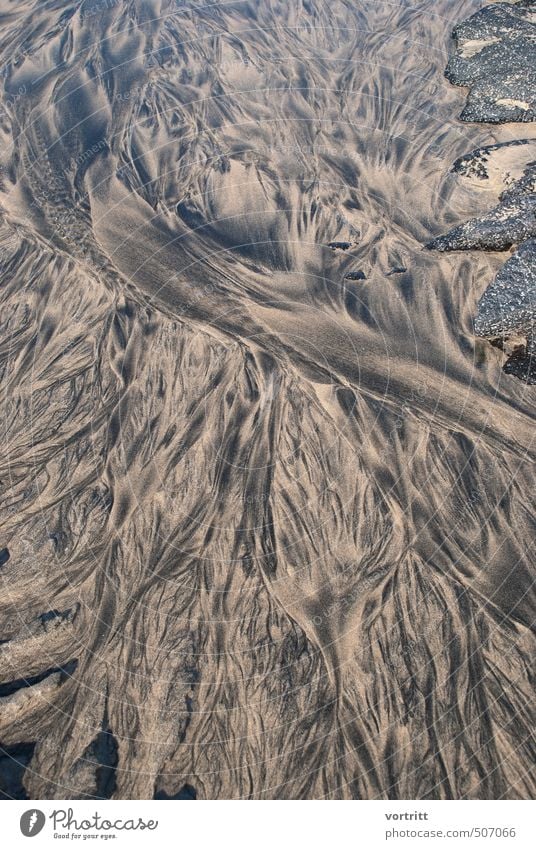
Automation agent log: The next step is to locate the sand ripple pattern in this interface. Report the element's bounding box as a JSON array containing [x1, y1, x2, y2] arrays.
[[0, 0, 534, 799]]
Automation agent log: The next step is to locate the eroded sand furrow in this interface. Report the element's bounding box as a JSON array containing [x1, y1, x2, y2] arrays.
[[0, 0, 534, 800]]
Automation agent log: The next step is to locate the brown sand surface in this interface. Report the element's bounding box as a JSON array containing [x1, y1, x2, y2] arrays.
[[0, 0, 534, 799]]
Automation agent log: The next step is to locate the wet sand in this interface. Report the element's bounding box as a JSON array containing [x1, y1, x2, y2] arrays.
[[0, 0, 534, 799]]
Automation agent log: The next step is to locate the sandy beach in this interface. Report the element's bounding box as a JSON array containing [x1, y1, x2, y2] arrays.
[[0, 0, 534, 800]]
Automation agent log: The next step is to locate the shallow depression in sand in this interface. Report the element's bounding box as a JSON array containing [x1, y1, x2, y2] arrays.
[[0, 0, 534, 800]]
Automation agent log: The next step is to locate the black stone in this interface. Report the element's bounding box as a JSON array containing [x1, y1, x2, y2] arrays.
[[474, 238, 536, 338], [328, 241, 352, 250], [451, 139, 535, 181], [426, 162, 536, 252], [446, 0, 536, 124], [428, 1, 536, 384]]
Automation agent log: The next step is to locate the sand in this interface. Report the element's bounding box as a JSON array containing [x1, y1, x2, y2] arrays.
[[0, 0, 534, 800]]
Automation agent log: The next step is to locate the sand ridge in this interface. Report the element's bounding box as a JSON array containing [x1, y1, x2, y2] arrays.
[[0, 0, 534, 800]]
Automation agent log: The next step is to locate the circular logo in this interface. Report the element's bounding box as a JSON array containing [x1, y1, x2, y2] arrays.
[[20, 810, 46, 837]]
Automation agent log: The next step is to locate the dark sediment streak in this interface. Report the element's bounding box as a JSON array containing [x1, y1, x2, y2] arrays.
[[0, 0, 534, 800]]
